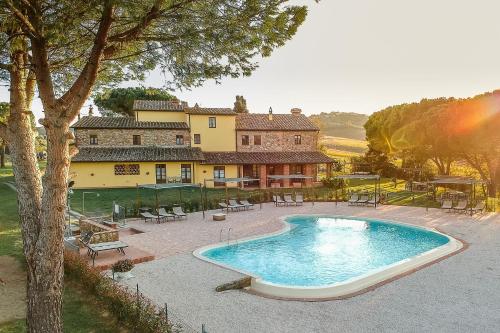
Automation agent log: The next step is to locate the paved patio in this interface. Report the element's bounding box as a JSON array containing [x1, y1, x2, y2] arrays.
[[119, 203, 500, 333]]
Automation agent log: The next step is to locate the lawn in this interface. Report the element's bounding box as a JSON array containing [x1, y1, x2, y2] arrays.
[[0, 163, 126, 332]]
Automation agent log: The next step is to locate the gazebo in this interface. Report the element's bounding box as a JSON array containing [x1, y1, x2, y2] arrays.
[[334, 173, 381, 208], [137, 183, 204, 217], [428, 176, 486, 215]]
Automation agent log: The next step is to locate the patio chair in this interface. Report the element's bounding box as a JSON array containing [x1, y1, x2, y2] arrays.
[[172, 206, 187, 219], [229, 199, 246, 211], [158, 208, 177, 221], [356, 194, 369, 206], [471, 201, 485, 214], [219, 202, 239, 212], [140, 211, 165, 223], [239, 199, 254, 209], [284, 194, 296, 206], [295, 193, 304, 206], [347, 193, 359, 206], [273, 195, 285, 207], [367, 196, 379, 206], [452, 199, 468, 214], [78, 231, 128, 264], [440, 199, 453, 212]]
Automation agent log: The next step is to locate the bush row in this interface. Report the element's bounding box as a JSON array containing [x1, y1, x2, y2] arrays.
[[64, 251, 176, 333]]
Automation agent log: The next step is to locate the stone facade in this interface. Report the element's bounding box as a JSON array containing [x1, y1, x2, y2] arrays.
[[75, 128, 191, 147], [236, 130, 318, 152]]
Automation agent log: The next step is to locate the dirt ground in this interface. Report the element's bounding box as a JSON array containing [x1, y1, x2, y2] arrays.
[[0, 256, 26, 323]]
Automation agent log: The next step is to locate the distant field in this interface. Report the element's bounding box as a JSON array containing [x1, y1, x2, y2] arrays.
[[320, 136, 368, 155]]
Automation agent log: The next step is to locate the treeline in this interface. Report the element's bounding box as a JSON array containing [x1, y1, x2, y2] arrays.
[[363, 90, 500, 195]]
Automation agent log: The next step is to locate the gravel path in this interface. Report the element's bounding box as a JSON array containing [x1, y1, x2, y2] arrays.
[[121, 203, 500, 333]]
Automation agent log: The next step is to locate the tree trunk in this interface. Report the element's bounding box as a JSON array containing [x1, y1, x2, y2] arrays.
[[0, 144, 5, 168]]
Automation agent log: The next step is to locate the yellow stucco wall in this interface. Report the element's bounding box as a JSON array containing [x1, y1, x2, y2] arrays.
[[70, 162, 238, 188], [135, 111, 187, 122], [188, 115, 236, 152]]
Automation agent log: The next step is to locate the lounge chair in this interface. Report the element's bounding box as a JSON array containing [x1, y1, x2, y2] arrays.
[[440, 199, 453, 212], [239, 199, 254, 209], [471, 201, 485, 214], [79, 231, 128, 264], [158, 208, 177, 221], [347, 193, 359, 206], [367, 196, 379, 206], [172, 206, 187, 219], [229, 199, 246, 211], [356, 195, 369, 206], [295, 193, 304, 206], [452, 200, 468, 213], [273, 195, 285, 207], [219, 202, 239, 212], [284, 194, 296, 206], [140, 211, 164, 223]]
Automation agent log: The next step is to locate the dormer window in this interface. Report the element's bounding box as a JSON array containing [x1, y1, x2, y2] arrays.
[[89, 134, 98, 145]]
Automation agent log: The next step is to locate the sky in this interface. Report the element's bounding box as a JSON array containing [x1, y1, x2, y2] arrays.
[[2, 0, 500, 120]]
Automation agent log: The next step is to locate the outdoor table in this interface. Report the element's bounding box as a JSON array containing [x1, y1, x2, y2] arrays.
[[212, 213, 226, 221]]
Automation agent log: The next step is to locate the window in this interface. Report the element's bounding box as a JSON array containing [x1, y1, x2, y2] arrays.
[[114, 164, 140, 176], [133, 135, 141, 145], [294, 135, 302, 145], [176, 135, 184, 145], [241, 135, 249, 145], [213, 166, 225, 186], [208, 117, 216, 128], [253, 135, 261, 145], [181, 164, 192, 183], [194, 134, 201, 144], [155, 164, 166, 183], [291, 164, 304, 174], [89, 134, 98, 145]]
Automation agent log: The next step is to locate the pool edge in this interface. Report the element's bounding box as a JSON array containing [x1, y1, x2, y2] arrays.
[[193, 215, 467, 301]]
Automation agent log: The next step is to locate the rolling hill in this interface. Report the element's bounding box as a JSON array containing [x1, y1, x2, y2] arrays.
[[309, 111, 368, 141]]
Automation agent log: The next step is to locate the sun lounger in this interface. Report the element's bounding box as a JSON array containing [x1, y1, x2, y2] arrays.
[[295, 193, 304, 206], [284, 194, 296, 206], [172, 206, 187, 219], [219, 202, 239, 212], [229, 199, 246, 210], [348, 194, 359, 206], [471, 201, 485, 214], [453, 199, 468, 213], [440, 199, 453, 211], [158, 208, 177, 221], [367, 196, 379, 206], [78, 231, 128, 265], [140, 212, 165, 223], [239, 199, 254, 209], [356, 195, 369, 206], [273, 195, 285, 207]]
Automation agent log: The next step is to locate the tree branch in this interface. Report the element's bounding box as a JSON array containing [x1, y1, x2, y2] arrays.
[[0, 63, 12, 71], [5, 0, 38, 37]]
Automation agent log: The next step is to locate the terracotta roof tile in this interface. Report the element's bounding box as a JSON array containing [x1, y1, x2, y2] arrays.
[[72, 146, 204, 162], [202, 151, 334, 165], [185, 107, 236, 115], [236, 113, 319, 131], [133, 100, 185, 111], [71, 116, 188, 129]]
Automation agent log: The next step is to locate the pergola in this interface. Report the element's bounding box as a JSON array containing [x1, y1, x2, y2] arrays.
[[137, 183, 204, 217], [428, 176, 486, 215], [334, 173, 381, 208], [204, 177, 261, 213]]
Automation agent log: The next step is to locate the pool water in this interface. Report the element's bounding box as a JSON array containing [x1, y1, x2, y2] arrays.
[[201, 216, 450, 287]]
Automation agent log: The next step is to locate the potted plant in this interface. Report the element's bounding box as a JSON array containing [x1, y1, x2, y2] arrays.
[[112, 259, 134, 281]]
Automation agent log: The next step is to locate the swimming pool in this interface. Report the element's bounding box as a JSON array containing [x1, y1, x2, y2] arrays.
[[194, 215, 463, 299]]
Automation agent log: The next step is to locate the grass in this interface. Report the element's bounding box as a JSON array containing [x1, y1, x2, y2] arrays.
[[320, 136, 368, 155], [0, 162, 126, 332]]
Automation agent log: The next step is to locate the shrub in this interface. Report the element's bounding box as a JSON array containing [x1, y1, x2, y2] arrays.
[[64, 251, 174, 333], [112, 259, 134, 273]]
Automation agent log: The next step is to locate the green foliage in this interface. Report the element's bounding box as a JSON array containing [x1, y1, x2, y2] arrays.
[[65, 251, 173, 333], [233, 95, 249, 113], [94, 87, 176, 117]]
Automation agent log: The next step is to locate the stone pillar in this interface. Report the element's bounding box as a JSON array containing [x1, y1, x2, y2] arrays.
[[238, 165, 244, 188], [283, 164, 290, 188], [259, 164, 267, 189], [305, 164, 313, 187]]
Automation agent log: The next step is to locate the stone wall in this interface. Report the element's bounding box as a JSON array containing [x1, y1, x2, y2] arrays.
[[78, 218, 119, 246], [75, 128, 191, 147], [236, 130, 318, 152]]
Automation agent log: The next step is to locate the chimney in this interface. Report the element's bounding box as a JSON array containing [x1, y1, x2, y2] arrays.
[[88, 105, 94, 116], [290, 108, 302, 116], [268, 106, 273, 121]]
